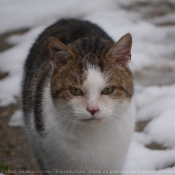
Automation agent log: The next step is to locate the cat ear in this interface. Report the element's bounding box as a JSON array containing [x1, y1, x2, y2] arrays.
[[48, 37, 75, 68], [106, 33, 132, 67]]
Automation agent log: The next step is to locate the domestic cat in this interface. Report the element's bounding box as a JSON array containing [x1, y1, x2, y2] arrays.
[[22, 18, 135, 174]]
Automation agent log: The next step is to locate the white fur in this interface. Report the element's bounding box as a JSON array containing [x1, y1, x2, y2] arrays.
[[27, 67, 135, 174]]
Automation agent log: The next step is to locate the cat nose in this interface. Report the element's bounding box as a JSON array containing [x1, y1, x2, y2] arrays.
[[86, 107, 99, 115]]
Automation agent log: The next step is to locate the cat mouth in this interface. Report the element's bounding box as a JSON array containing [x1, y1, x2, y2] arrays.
[[81, 118, 103, 124]]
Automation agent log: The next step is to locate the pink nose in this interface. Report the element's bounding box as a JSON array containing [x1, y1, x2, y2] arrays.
[[86, 107, 99, 115]]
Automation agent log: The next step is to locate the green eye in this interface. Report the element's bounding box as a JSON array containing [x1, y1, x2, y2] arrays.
[[101, 86, 115, 95], [70, 87, 83, 96]]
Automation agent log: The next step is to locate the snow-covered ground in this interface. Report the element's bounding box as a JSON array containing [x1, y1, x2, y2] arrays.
[[0, 0, 175, 174]]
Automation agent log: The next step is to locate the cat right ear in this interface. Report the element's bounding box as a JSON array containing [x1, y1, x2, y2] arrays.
[[48, 37, 75, 68], [106, 33, 132, 67]]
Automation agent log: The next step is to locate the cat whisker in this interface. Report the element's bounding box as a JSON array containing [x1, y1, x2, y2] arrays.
[[56, 116, 69, 124], [69, 120, 78, 143], [56, 111, 72, 116], [108, 117, 117, 129], [55, 113, 74, 124], [64, 117, 77, 131], [108, 116, 121, 126]]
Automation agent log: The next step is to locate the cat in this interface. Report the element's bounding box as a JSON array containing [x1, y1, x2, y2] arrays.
[[22, 18, 135, 175]]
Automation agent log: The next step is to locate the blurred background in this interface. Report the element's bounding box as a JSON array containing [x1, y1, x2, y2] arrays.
[[0, 0, 175, 174]]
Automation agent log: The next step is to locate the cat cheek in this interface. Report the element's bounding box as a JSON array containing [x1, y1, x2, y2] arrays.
[[70, 97, 87, 110], [98, 95, 110, 105]]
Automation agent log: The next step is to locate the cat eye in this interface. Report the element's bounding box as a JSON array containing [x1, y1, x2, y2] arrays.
[[70, 87, 84, 96], [101, 86, 115, 95]]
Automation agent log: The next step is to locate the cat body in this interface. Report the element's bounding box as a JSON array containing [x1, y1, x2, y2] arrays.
[[22, 19, 135, 174]]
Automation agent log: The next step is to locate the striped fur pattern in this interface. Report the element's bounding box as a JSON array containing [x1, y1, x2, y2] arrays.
[[22, 19, 135, 174]]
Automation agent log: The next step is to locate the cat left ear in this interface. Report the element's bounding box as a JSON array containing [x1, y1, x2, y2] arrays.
[[106, 33, 132, 67], [48, 37, 75, 68]]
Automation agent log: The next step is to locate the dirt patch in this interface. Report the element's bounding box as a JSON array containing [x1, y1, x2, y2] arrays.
[[0, 71, 9, 80], [0, 28, 29, 52], [133, 61, 175, 86], [0, 103, 41, 175], [135, 120, 150, 132], [121, 1, 175, 19], [146, 142, 169, 150]]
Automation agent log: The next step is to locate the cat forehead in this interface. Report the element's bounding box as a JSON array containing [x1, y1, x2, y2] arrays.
[[70, 37, 111, 59], [83, 66, 107, 94]]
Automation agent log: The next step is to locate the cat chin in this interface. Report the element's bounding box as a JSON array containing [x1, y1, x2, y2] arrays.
[[80, 118, 103, 125]]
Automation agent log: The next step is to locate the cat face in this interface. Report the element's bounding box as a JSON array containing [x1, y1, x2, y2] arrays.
[[69, 66, 133, 125], [49, 34, 133, 124]]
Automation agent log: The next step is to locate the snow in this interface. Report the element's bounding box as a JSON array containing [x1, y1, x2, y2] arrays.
[[0, 0, 175, 174], [125, 139, 175, 174]]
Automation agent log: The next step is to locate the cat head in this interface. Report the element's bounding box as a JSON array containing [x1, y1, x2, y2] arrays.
[[48, 34, 133, 125]]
